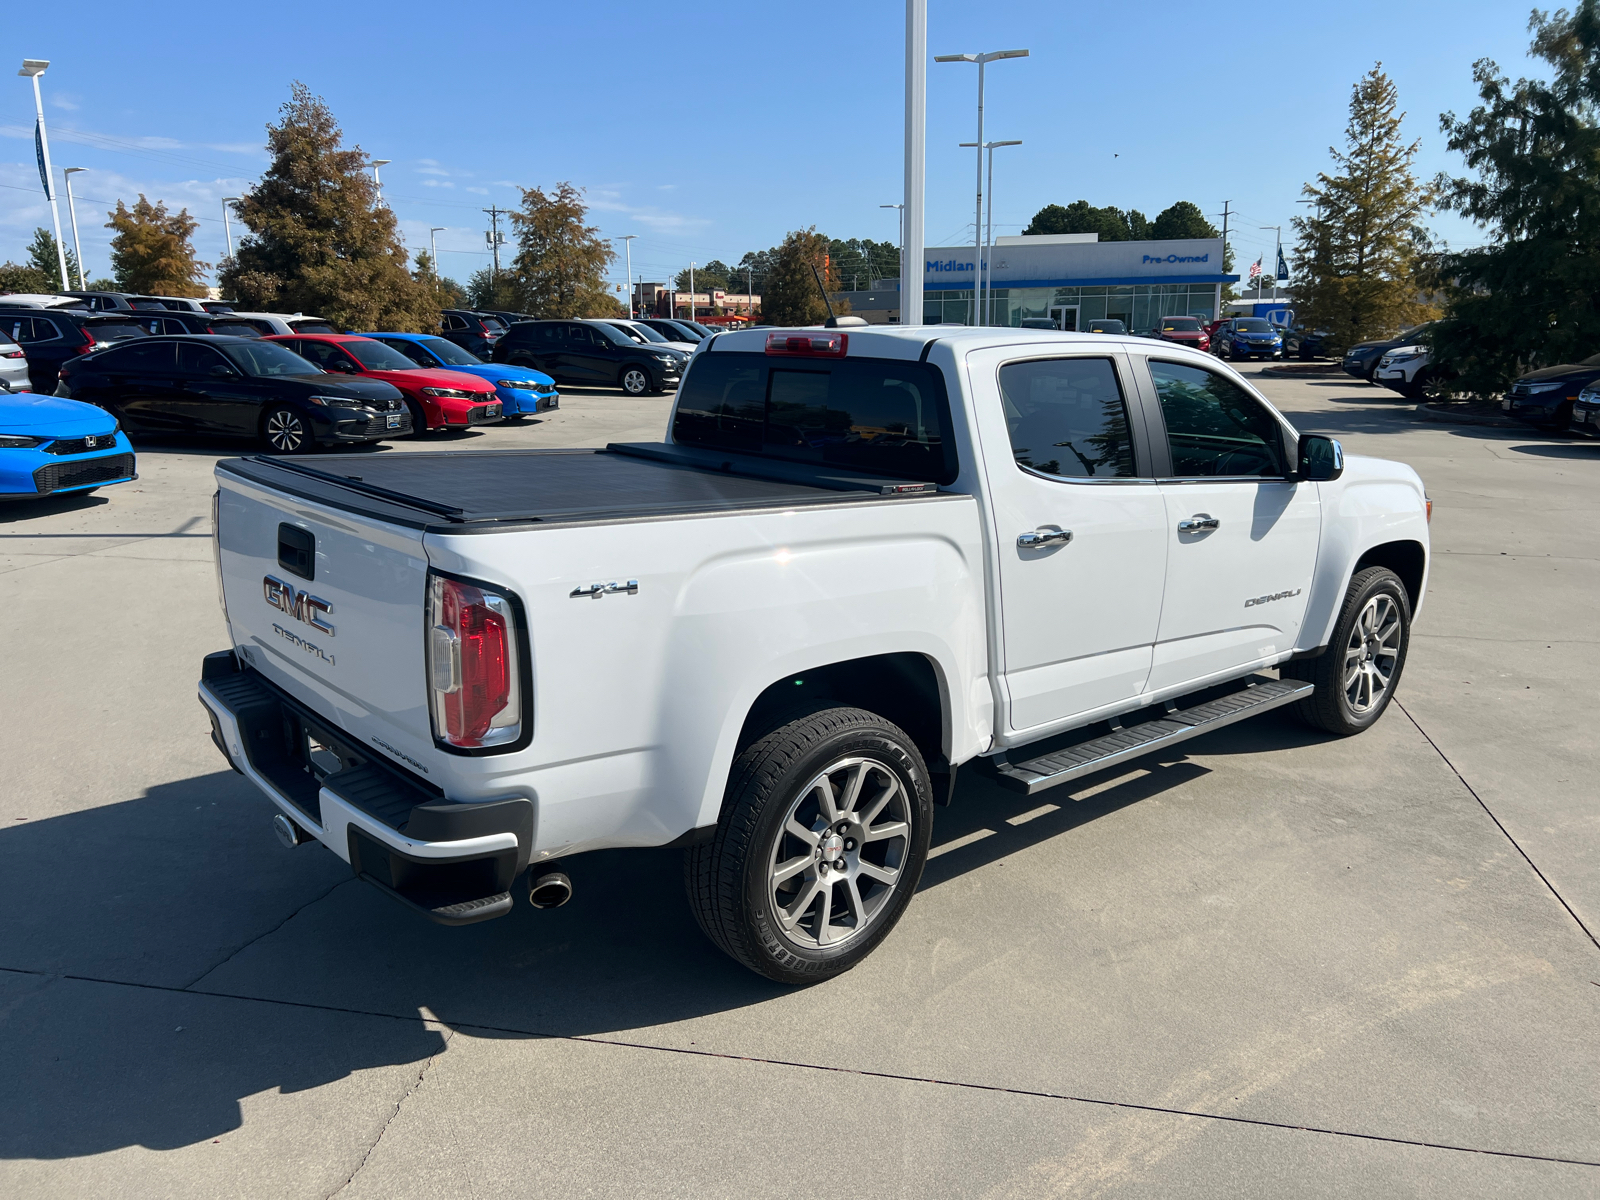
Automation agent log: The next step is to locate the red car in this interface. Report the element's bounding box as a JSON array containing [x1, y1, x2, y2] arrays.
[[1151, 316, 1210, 352], [264, 334, 502, 433]]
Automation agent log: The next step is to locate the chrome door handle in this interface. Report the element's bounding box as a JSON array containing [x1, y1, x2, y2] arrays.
[[1178, 514, 1220, 533], [1017, 528, 1073, 549]]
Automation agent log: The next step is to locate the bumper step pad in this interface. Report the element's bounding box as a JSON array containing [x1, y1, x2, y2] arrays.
[[986, 676, 1314, 795]]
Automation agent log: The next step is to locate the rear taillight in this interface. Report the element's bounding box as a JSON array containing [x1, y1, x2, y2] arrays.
[[1, 348, 23, 359], [427, 572, 523, 749], [766, 331, 847, 357]]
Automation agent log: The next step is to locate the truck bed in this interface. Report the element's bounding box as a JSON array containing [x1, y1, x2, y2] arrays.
[[217, 442, 942, 530]]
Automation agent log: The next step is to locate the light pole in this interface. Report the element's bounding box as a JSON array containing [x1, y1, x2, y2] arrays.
[[902, 0, 926, 326], [19, 59, 69, 290], [1261, 225, 1282, 302], [879, 203, 904, 288], [617, 235, 637, 317], [961, 139, 1021, 326], [689, 262, 696, 323], [62, 167, 86, 289], [935, 48, 1028, 325], [221, 197, 241, 260], [429, 227, 444, 277], [370, 159, 391, 207]]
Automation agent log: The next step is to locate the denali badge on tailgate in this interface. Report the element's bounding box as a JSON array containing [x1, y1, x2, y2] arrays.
[[263, 574, 335, 634]]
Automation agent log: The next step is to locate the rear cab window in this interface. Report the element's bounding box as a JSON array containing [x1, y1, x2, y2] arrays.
[[673, 351, 958, 484]]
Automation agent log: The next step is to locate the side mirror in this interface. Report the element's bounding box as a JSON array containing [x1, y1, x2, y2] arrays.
[[1297, 433, 1344, 481], [209, 364, 238, 378]]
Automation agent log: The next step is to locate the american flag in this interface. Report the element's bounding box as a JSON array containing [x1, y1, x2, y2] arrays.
[[1248, 256, 1262, 282]]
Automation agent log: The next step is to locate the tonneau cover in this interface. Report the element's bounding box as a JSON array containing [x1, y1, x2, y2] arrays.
[[216, 444, 943, 530]]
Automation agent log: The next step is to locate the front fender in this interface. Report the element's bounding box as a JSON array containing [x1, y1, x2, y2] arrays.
[[1302, 454, 1430, 649]]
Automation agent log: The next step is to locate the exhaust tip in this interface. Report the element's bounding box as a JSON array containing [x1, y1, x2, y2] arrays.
[[272, 812, 310, 848], [527, 869, 572, 909]]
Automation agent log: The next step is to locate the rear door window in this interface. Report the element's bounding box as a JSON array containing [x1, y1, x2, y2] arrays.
[[17, 318, 62, 343], [997, 357, 1137, 479], [380, 338, 435, 367], [673, 352, 958, 484], [94, 341, 176, 373]]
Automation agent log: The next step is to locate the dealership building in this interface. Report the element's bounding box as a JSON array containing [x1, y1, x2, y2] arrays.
[[836, 232, 1236, 329]]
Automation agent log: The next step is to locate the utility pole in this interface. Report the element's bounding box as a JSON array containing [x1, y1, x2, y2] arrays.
[[617, 235, 637, 317], [748, 265, 754, 323], [483, 205, 507, 282], [1218, 199, 1232, 320]]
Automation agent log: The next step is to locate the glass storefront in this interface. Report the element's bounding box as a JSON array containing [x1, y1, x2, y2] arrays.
[[923, 283, 1221, 330]]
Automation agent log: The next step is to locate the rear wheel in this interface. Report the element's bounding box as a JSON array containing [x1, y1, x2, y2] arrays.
[[686, 707, 933, 985], [260, 406, 314, 454], [620, 365, 651, 396], [1283, 567, 1411, 735]]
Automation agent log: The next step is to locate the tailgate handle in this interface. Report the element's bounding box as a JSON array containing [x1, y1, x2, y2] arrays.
[[278, 523, 315, 580]]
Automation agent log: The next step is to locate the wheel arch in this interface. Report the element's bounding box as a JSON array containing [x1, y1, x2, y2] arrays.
[[736, 652, 953, 797], [1352, 539, 1426, 613]]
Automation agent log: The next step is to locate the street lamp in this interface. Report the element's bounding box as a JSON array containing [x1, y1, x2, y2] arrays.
[[617, 235, 637, 317], [429, 227, 444, 277], [960, 139, 1021, 326], [370, 159, 391, 207], [62, 167, 87, 290], [689, 262, 696, 323], [879, 203, 904, 288], [18, 59, 70, 290], [935, 48, 1028, 326], [221, 197, 241, 260], [903, 0, 927, 326]]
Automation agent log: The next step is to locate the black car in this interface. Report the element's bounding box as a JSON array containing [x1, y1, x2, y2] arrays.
[[639, 318, 707, 344], [439, 309, 507, 358], [61, 290, 145, 313], [0, 308, 151, 393], [1283, 324, 1332, 360], [475, 309, 535, 327], [1341, 323, 1437, 381], [492, 319, 684, 395], [57, 335, 409, 454], [125, 310, 264, 339], [1502, 355, 1600, 430]]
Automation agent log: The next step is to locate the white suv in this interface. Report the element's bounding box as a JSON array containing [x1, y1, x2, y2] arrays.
[[1374, 344, 1433, 399]]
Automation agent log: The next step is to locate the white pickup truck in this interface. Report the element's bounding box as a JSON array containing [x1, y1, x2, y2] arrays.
[[201, 325, 1430, 983]]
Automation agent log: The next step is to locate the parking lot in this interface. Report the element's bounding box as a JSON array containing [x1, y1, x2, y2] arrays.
[[1, 372, 1597, 1197]]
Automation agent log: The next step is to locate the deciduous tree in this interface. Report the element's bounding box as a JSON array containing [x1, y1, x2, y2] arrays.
[[506, 182, 618, 318], [1023, 201, 1151, 241], [107, 197, 207, 296], [761, 228, 848, 326], [1151, 202, 1219, 241], [219, 83, 439, 331], [1289, 65, 1437, 352], [1430, 2, 1600, 394], [413, 251, 466, 308]]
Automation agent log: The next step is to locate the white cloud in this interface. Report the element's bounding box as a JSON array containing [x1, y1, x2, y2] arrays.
[[422, 179, 455, 189]]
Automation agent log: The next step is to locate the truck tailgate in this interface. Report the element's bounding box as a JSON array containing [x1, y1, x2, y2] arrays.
[[216, 468, 433, 764]]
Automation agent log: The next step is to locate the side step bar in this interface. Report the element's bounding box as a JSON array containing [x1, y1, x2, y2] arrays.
[[985, 677, 1315, 796]]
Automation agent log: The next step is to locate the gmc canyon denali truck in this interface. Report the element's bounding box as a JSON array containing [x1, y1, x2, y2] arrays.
[[201, 326, 1429, 984]]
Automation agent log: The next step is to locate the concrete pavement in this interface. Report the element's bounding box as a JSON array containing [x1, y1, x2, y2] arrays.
[[1, 375, 1596, 1197]]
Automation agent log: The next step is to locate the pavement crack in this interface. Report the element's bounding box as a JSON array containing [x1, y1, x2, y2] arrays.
[[1397, 699, 1600, 954], [181, 878, 352, 990], [327, 1022, 454, 1198], [2, 963, 1596, 1170]]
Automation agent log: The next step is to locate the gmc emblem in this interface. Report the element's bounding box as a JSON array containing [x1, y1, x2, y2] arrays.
[[263, 575, 335, 635]]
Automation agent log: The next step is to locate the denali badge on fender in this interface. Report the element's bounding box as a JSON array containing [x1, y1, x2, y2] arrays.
[[263, 575, 335, 634], [1244, 588, 1303, 608]]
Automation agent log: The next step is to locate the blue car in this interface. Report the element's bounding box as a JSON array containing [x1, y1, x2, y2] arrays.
[[361, 332, 559, 418], [1214, 317, 1284, 362], [0, 393, 135, 501]]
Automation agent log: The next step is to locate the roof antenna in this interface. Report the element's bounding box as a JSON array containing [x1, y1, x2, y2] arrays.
[[809, 259, 837, 321]]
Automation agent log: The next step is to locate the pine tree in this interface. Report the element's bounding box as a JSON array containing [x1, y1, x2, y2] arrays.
[[761, 228, 841, 326], [1430, 2, 1600, 394], [27, 227, 79, 288], [505, 183, 618, 318], [465, 268, 522, 313], [106, 198, 207, 296], [220, 83, 439, 331], [1290, 65, 1437, 351]]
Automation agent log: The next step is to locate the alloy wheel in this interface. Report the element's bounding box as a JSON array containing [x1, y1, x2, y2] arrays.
[[1343, 593, 1402, 713], [265, 409, 306, 452], [622, 368, 648, 395], [767, 756, 912, 951]]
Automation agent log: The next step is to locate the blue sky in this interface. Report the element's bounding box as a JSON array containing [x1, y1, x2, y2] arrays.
[[3, 1, 1542, 292]]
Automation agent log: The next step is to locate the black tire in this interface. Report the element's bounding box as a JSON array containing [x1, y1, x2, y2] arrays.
[[620, 365, 650, 396], [1283, 566, 1411, 736], [686, 707, 933, 985], [403, 398, 430, 438], [260, 406, 314, 454]]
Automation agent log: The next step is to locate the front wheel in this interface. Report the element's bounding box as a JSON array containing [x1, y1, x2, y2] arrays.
[[260, 406, 314, 454], [686, 707, 933, 985], [1283, 566, 1411, 735], [620, 365, 650, 396]]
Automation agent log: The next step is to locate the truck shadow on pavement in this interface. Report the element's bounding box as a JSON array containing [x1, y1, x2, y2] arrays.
[[0, 714, 1331, 1159]]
